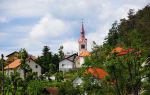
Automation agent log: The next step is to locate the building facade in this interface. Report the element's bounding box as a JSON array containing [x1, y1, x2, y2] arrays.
[[5, 56, 41, 79], [59, 53, 77, 72]]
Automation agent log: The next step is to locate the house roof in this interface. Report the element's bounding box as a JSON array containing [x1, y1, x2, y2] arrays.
[[4, 59, 21, 69], [117, 48, 134, 56], [86, 67, 108, 79], [44, 87, 58, 95], [111, 47, 124, 53], [79, 51, 91, 57], [6, 51, 19, 57], [111, 47, 134, 56], [61, 53, 78, 62], [5, 56, 38, 70], [27, 54, 37, 61]]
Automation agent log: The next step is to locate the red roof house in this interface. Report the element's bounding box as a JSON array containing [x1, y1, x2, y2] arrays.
[[86, 67, 108, 79]]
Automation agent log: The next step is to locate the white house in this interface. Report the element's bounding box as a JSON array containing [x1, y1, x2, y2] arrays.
[[4, 57, 41, 79], [73, 77, 83, 87], [59, 53, 78, 72]]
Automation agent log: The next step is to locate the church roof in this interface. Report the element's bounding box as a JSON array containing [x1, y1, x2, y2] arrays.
[[79, 51, 91, 57], [81, 21, 85, 34]]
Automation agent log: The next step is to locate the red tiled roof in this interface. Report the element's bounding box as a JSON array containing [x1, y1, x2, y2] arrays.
[[46, 87, 58, 95], [111, 47, 124, 53], [117, 48, 134, 56], [4, 59, 21, 69], [86, 67, 108, 79]]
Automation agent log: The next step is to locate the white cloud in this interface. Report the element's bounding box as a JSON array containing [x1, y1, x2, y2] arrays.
[[0, 16, 9, 23], [17, 14, 71, 54], [29, 14, 70, 40], [62, 40, 78, 53], [0, 0, 149, 56], [0, 32, 6, 39], [86, 24, 111, 51], [0, 0, 51, 18]]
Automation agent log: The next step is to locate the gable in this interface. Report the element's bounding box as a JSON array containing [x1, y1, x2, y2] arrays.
[[62, 53, 77, 62], [59, 59, 74, 65], [67, 55, 76, 61], [26, 59, 41, 69]]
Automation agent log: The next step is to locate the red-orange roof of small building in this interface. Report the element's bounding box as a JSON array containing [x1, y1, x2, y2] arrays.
[[117, 48, 134, 56], [86, 67, 108, 79], [45, 87, 58, 95], [111, 47, 124, 53], [4, 59, 21, 69], [79, 51, 91, 57]]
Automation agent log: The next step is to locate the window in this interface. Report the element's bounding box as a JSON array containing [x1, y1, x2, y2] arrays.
[[81, 44, 85, 49], [35, 65, 38, 68]]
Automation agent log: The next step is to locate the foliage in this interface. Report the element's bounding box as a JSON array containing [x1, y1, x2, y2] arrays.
[[58, 80, 80, 95], [81, 4, 150, 95], [55, 72, 64, 82], [58, 45, 65, 60], [10, 71, 22, 95], [27, 80, 53, 95], [36, 46, 60, 74], [105, 5, 150, 55]]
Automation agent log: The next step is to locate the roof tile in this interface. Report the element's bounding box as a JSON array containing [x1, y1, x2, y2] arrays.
[[4, 59, 21, 69]]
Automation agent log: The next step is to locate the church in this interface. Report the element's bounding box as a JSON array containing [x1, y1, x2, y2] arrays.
[[59, 22, 91, 72]]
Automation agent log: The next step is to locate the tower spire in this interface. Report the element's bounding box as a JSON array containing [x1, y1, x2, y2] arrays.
[[78, 20, 87, 53], [81, 19, 85, 38]]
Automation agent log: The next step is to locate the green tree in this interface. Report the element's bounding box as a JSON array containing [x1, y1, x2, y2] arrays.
[[105, 21, 119, 47], [55, 72, 64, 82], [10, 71, 22, 95], [36, 46, 53, 73], [19, 48, 30, 79], [58, 45, 64, 60], [52, 54, 60, 71]]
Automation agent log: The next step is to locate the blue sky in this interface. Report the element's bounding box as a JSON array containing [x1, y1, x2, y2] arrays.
[[0, 0, 149, 56]]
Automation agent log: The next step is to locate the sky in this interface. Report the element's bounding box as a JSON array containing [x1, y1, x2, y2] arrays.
[[0, 0, 149, 56]]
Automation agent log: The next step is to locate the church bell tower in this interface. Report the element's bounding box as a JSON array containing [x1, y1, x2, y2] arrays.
[[78, 22, 87, 53]]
